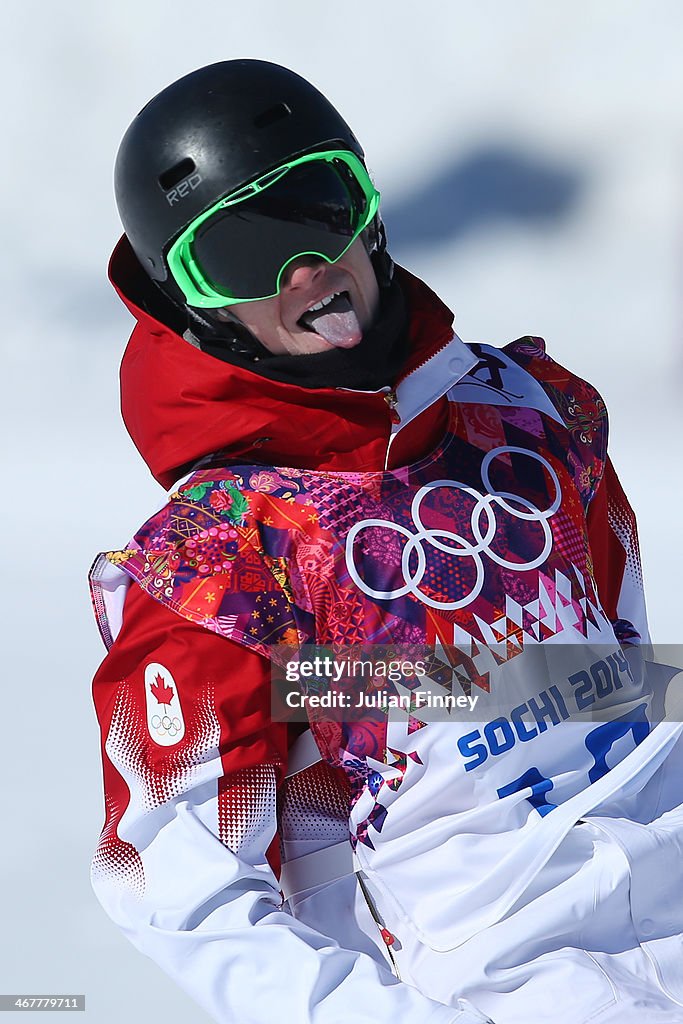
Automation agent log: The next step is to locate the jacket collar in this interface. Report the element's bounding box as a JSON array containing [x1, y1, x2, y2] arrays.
[[110, 236, 462, 487]]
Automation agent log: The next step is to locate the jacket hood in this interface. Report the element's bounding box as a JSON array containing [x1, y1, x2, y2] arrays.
[[110, 236, 455, 488]]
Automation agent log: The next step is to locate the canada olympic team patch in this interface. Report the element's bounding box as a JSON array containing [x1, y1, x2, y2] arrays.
[[144, 663, 185, 746]]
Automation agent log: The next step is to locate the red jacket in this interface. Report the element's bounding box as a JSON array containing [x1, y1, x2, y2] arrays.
[[89, 237, 646, 1024]]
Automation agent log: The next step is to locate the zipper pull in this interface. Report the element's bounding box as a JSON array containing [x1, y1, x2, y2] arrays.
[[384, 389, 401, 424]]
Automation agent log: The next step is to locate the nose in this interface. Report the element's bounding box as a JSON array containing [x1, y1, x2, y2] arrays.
[[281, 256, 327, 290]]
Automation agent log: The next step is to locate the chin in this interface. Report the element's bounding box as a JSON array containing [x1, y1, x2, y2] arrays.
[[291, 332, 332, 355]]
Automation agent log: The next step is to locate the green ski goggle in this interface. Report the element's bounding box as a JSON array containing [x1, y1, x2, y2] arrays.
[[166, 149, 381, 309]]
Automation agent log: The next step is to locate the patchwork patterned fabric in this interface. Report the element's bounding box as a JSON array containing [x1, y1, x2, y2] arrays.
[[95, 342, 616, 786]]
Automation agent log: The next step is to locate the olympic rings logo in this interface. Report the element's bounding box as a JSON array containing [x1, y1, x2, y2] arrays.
[[151, 714, 182, 738], [345, 446, 561, 610]]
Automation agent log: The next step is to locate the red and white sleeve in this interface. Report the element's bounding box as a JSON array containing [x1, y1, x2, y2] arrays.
[[91, 584, 476, 1024], [587, 456, 650, 644]]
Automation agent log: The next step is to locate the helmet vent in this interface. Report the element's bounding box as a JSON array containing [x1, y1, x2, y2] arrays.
[[253, 102, 291, 129], [158, 158, 197, 190]]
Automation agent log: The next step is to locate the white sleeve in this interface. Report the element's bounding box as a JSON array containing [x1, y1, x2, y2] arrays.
[[92, 763, 487, 1024]]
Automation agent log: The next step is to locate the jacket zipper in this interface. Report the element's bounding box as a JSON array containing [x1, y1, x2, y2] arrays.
[[383, 388, 401, 424], [381, 327, 460, 430], [356, 872, 401, 979]]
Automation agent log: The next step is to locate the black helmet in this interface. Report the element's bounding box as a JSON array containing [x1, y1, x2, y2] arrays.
[[115, 59, 367, 284]]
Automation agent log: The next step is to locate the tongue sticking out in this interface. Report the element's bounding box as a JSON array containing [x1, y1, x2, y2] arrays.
[[299, 292, 362, 347]]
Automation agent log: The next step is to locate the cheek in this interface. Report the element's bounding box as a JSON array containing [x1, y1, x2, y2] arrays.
[[230, 293, 282, 327], [249, 317, 305, 355], [229, 302, 286, 349]]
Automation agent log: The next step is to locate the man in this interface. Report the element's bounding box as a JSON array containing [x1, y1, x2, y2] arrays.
[[90, 60, 683, 1023]]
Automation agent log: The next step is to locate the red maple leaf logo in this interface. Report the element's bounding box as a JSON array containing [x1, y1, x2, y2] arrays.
[[150, 672, 174, 706]]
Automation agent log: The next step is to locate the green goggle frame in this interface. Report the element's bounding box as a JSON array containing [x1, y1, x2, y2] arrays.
[[166, 149, 381, 308]]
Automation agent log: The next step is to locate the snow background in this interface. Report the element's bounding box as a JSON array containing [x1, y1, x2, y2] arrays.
[[2, 1, 682, 1019]]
